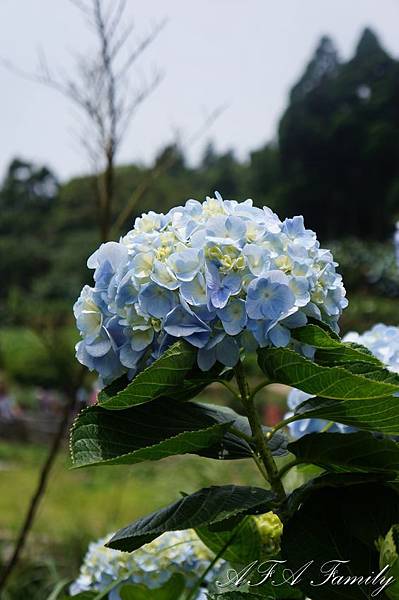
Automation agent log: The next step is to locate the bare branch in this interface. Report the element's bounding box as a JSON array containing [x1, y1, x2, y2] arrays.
[[110, 104, 227, 236], [109, 21, 135, 62], [116, 17, 167, 79], [1, 0, 166, 241], [69, 0, 92, 17], [106, 0, 128, 40]]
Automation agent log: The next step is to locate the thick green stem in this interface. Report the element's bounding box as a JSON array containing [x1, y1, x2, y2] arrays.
[[278, 459, 302, 479], [234, 360, 286, 502]]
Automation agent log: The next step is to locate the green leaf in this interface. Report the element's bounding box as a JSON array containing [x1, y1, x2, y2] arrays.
[[198, 403, 288, 459], [288, 431, 399, 474], [264, 324, 399, 434], [119, 574, 185, 600], [172, 363, 234, 402], [281, 479, 399, 599], [292, 323, 351, 349], [71, 400, 287, 468], [197, 516, 264, 564], [107, 485, 276, 552], [293, 394, 399, 435], [98, 341, 196, 409], [71, 400, 239, 468], [279, 471, 392, 522], [292, 324, 382, 366], [258, 346, 399, 399], [99, 362, 232, 408], [45, 580, 69, 600]]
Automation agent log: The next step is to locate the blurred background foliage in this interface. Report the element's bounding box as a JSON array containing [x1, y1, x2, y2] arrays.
[[1, 28, 399, 345]]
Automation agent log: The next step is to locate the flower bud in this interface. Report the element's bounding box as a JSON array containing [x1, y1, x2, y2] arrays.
[[378, 524, 399, 600], [253, 511, 283, 557]]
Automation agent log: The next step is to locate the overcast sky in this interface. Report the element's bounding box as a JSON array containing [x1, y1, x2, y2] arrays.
[[1, 0, 399, 181]]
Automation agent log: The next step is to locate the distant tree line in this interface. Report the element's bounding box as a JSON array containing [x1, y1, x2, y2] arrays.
[[1, 27, 399, 324]]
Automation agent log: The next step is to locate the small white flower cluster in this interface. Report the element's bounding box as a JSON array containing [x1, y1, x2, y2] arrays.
[[74, 193, 348, 386], [70, 529, 224, 599], [285, 323, 399, 438]]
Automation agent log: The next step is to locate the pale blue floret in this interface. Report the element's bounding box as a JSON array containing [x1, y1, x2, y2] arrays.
[[246, 273, 296, 321], [180, 273, 207, 306], [197, 333, 240, 371], [289, 276, 311, 307], [247, 318, 277, 347], [74, 285, 103, 344], [282, 216, 316, 249], [268, 324, 291, 347], [168, 248, 203, 281], [131, 252, 154, 283], [76, 337, 124, 386], [205, 263, 241, 309], [88, 242, 129, 290], [128, 324, 155, 352], [206, 215, 247, 247], [138, 282, 177, 318], [281, 311, 308, 329], [119, 344, 144, 370], [115, 270, 138, 309], [243, 244, 270, 276], [217, 298, 247, 336], [150, 259, 179, 290], [163, 304, 211, 348]]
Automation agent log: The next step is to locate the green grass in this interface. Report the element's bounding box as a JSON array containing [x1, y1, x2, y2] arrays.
[[0, 440, 261, 595]]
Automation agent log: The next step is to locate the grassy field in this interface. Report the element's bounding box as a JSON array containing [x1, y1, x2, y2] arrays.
[[0, 440, 263, 598]]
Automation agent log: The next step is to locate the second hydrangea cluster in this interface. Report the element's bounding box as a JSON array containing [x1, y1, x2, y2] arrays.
[[344, 323, 399, 374], [70, 529, 223, 599], [286, 323, 399, 438], [74, 193, 348, 386]]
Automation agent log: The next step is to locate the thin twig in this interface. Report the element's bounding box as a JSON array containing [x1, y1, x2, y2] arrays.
[[0, 391, 79, 592], [266, 413, 300, 440], [278, 459, 302, 480], [110, 104, 227, 236], [1, 0, 166, 242], [185, 519, 248, 600], [249, 379, 270, 401]]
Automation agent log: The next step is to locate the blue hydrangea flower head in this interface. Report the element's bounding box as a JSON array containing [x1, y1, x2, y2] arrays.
[[70, 529, 225, 599], [74, 193, 348, 386]]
